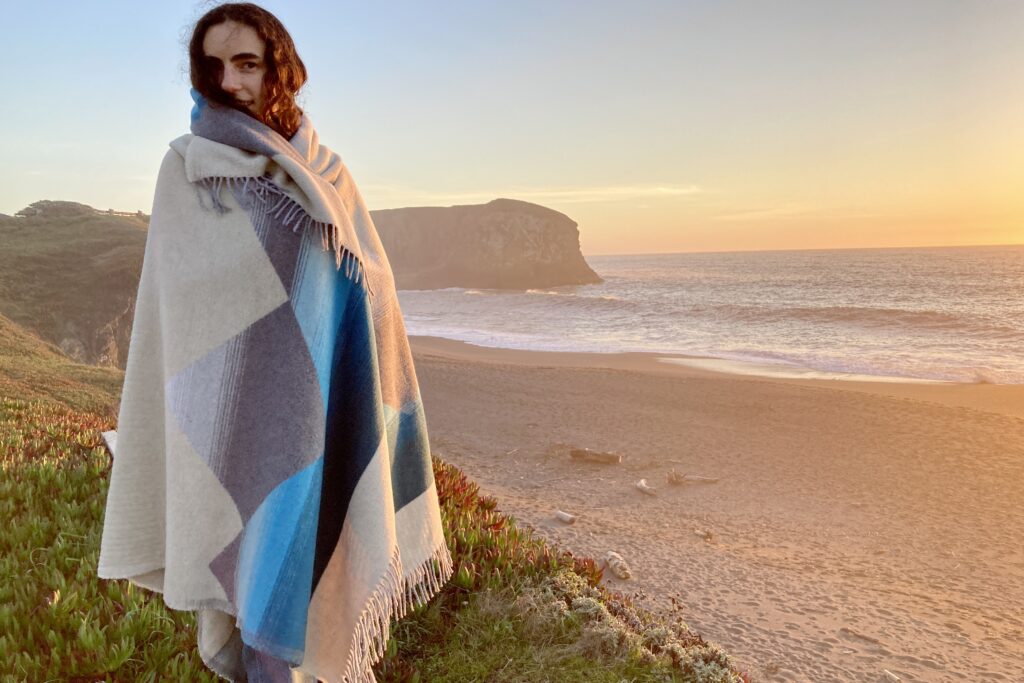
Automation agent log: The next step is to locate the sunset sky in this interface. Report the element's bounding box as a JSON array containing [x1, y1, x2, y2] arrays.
[[2, 1, 1021, 254]]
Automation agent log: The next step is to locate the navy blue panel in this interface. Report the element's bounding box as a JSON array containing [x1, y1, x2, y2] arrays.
[[312, 288, 384, 592], [389, 405, 433, 511]]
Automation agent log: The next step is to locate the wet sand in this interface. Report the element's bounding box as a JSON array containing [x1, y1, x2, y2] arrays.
[[410, 336, 1024, 682]]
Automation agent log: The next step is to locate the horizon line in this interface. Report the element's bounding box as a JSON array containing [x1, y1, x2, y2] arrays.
[[583, 242, 1024, 258]]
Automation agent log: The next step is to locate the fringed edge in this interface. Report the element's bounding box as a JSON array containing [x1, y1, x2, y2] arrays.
[[194, 175, 375, 297], [338, 541, 455, 683]]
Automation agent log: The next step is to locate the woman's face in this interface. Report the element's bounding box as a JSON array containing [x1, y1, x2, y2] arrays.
[[202, 20, 267, 115]]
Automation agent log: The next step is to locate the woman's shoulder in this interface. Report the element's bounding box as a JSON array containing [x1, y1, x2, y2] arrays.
[[152, 137, 189, 187], [162, 133, 272, 186], [168, 133, 193, 160]]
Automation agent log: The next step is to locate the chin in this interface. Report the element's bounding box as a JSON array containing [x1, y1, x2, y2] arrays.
[[230, 101, 259, 117]]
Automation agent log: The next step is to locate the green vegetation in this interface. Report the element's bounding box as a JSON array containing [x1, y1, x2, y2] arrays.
[[0, 201, 147, 368], [0, 315, 122, 415], [380, 463, 742, 682], [0, 398, 212, 681], [0, 300, 747, 680]]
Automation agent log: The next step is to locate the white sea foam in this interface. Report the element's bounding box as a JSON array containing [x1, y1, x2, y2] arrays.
[[398, 246, 1024, 384]]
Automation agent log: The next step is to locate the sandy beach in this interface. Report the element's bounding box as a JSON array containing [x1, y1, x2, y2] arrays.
[[410, 336, 1024, 682]]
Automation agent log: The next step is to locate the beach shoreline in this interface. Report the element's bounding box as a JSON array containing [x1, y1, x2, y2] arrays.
[[411, 335, 1024, 419], [409, 335, 1024, 682]]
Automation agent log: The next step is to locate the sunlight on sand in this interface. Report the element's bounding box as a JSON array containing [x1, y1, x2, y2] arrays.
[[657, 356, 952, 384]]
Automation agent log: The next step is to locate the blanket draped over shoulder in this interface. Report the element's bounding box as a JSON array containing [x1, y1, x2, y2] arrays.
[[98, 91, 453, 682]]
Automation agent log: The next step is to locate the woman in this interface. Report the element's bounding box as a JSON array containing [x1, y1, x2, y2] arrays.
[[97, 4, 453, 682]]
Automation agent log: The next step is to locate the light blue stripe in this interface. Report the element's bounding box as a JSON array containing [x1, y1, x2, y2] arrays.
[[235, 456, 323, 659], [289, 231, 356, 410]]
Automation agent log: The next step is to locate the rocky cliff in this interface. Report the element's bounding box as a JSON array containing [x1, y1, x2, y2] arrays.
[[372, 198, 602, 290], [1, 197, 601, 370]]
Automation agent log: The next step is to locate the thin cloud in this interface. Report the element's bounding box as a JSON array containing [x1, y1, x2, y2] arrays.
[[712, 203, 816, 222], [711, 203, 893, 222]]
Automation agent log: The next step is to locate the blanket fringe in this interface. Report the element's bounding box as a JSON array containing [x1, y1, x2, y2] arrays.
[[338, 541, 455, 683], [195, 175, 374, 297]]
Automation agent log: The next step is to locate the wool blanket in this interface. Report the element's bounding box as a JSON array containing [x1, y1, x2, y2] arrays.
[[98, 91, 453, 682]]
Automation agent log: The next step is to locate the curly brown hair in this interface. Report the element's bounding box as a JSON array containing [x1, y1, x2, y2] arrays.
[[189, 3, 307, 139]]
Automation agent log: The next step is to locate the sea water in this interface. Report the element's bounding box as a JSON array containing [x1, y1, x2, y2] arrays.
[[397, 245, 1024, 384]]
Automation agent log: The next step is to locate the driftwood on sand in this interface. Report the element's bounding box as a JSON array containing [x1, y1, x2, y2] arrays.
[[554, 510, 577, 524], [667, 468, 720, 485], [570, 447, 624, 464]]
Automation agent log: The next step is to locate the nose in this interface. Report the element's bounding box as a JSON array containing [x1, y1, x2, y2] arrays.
[[221, 67, 241, 93]]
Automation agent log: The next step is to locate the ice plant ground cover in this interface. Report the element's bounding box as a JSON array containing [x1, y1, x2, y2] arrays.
[[0, 389, 746, 681]]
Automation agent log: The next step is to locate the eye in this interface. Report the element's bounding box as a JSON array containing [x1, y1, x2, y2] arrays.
[[242, 61, 259, 70]]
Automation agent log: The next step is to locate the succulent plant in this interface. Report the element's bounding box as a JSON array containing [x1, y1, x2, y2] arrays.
[[1, 396, 746, 682]]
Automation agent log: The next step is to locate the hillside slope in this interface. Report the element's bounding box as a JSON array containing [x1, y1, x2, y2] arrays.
[[0, 201, 146, 368], [0, 312, 122, 414]]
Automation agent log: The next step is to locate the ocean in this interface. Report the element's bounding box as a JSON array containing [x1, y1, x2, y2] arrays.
[[397, 245, 1024, 384]]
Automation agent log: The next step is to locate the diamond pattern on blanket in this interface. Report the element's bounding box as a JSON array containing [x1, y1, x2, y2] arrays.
[[233, 185, 303, 298], [208, 532, 242, 604], [101, 110, 455, 683], [157, 181, 289, 380], [166, 301, 325, 523], [384, 400, 434, 511]]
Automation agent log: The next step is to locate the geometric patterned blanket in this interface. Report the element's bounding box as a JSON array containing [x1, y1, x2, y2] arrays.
[[98, 92, 452, 682]]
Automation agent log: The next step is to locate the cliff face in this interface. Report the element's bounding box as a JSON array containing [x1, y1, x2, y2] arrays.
[[370, 198, 602, 290], [0, 201, 147, 370]]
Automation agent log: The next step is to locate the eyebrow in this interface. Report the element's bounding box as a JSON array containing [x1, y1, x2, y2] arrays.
[[203, 52, 263, 63]]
